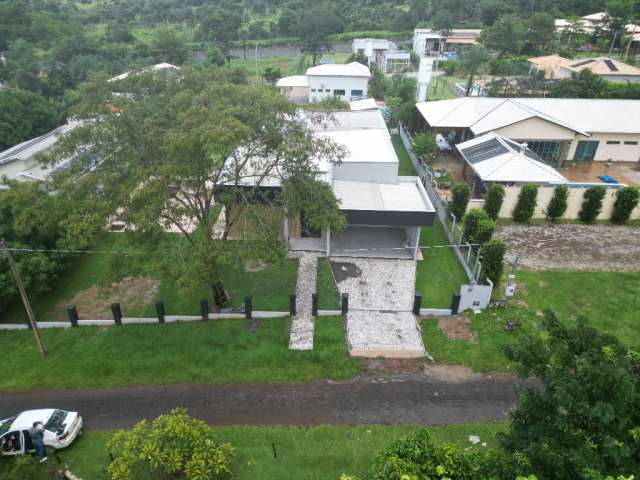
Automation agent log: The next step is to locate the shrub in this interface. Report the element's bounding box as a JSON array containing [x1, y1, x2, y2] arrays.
[[107, 408, 234, 480], [546, 184, 569, 221], [483, 183, 505, 220], [512, 184, 538, 223], [450, 182, 471, 220], [412, 132, 436, 162], [463, 208, 492, 244], [480, 239, 507, 286], [578, 186, 606, 223], [611, 187, 639, 224], [475, 219, 496, 245]]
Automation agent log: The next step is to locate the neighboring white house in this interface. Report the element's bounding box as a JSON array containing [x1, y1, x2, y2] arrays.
[[416, 97, 640, 165], [413, 29, 481, 57], [0, 120, 81, 187], [529, 54, 640, 83], [352, 38, 411, 73], [221, 109, 435, 259], [275, 75, 309, 103], [306, 62, 371, 103]]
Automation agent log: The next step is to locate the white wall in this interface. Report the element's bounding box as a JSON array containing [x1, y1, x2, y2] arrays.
[[566, 132, 640, 162], [468, 185, 640, 220], [332, 161, 398, 183], [308, 76, 369, 102]]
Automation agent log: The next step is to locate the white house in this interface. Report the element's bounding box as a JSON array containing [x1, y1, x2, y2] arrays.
[[275, 75, 309, 103], [416, 97, 640, 165], [352, 38, 411, 73], [0, 120, 81, 187], [221, 110, 435, 259], [306, 62, 371, 103], [413, 29, 481, 57]]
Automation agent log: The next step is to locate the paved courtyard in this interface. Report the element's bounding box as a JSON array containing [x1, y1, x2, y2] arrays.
[[496, 224, 640, 271], [330, 257, 425, 358]]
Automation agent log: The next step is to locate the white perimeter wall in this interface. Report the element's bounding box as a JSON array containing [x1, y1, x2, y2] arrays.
[[467, 185, 640, 220]]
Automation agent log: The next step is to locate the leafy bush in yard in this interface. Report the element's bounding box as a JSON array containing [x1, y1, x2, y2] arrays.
[[578, 186, 606, 223], [463, 208, 494, 245], [502, 311, 640, 480], [611, 186, 640, 224], [512, 184, 538, 223], [546, 184, 569, 221], [480, 239, 507, 286], [483, 183, 505, 220], [412, 132, 437, 163], [0, 456, 49, 480], [450, 182, 471, 220], [371, 428, 519, 480], [107, 408, 234, 480]]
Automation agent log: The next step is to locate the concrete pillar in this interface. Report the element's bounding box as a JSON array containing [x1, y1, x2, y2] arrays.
[[414, 227, 421, 259]]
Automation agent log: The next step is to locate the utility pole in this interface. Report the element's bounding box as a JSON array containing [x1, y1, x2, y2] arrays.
[[1, 240, 47, 356]]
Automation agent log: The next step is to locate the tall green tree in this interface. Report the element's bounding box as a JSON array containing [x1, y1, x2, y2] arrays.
[[294, 7, 344, 65], [502, 311, 640, 479], [462, 45, 489, 96], [46, 68, 346, 293], [480, 15, 526, 55]]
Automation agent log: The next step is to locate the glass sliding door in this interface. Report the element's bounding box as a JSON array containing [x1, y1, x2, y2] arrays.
[[574, 141, 599, 161]]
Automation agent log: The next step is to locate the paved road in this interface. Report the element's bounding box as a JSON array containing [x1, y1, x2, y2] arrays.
[[0, 375, 529, 430]]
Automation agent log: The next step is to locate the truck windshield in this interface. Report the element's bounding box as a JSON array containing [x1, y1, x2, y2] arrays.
[[0, 417, 16, 436]]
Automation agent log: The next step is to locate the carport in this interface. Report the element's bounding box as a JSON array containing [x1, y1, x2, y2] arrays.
[[328, 178, 435, 259]]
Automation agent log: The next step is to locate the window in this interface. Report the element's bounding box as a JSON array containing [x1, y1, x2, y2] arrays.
[[310, 88, 316, 92], [351, 89, 363, 97], [574, 140, 599, 161], [325, 89, 330, 92], [333, 89, 345, 96], [606, 140, 620, 145], [624, 141, 638, 145], [525, 141, 565, 166]]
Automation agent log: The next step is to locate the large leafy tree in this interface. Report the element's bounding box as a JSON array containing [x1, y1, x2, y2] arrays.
[[501, 311, 640, 479], [294, 6, 345, 65], [47, 68, 345, 292]]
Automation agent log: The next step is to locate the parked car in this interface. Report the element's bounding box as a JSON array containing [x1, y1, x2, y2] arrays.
[[0, 409, 83, 456]]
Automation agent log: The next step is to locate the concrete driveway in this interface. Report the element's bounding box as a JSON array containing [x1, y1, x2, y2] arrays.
[[330, 257, 426, 358]]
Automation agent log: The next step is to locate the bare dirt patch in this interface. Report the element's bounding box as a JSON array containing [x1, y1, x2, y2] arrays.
[[362, 358, 425, 375], [496, 224, 640, 271], [422, 364, 483, 382], [59, 276, 160, 319], [436, 315, 477, 343], [244, 260, 266, 272]]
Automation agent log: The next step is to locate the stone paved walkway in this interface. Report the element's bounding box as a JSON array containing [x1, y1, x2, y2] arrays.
[[289, 252, 320, 350], [331, 257, 426, 358]]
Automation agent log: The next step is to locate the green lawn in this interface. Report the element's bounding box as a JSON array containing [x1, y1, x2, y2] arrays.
[[317, 258, 341, 310], [0, 316, 359, 391], [422, 270, 640, 373], [228, 53, 351, 82], [427, 76, 464, 101], [416, 220, 469, 309], [10, 423, 505, 480], [391, 134, 417, 176], [1, 233, 301, 323]]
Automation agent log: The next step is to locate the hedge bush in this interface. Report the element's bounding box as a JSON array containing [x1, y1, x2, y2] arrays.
[[480, 239, 507, 287], [578, 186, 606, 223], [463, 209, 495, 245], [450, 182, 471, 220], [512, 184, 538, 223], [483, 183, 505, 221], [611, 186, 639, 224], [546, 184, 569, 221]]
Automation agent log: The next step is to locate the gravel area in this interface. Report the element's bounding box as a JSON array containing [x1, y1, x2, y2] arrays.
[[331, 257, 425, 358], [496, 224, 640, 271], [289, 252, 320, 350]]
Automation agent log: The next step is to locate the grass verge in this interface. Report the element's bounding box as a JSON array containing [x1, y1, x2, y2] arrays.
[[416, 221, 468, 308], [422, 270, 640, 372], [10, 423, 506, 480], [391, 134, 417, 176], [317, 258, 341, 310], [0, 316, 359, 391]]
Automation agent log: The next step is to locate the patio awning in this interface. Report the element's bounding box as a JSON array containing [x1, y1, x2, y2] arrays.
[[456, 133, 568, 184]]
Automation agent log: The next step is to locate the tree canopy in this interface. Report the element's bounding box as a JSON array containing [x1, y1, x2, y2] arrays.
[[46, 67, 346, 292]]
